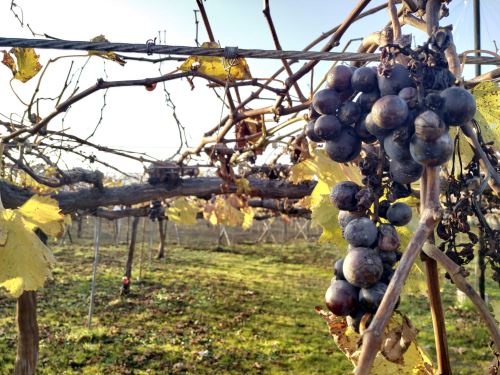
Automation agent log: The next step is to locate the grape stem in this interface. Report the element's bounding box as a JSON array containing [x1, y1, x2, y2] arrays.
[[354, 167, 442, 375]]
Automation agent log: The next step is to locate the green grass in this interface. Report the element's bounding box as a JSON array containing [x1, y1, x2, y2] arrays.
[[0, 240, 498, 374]]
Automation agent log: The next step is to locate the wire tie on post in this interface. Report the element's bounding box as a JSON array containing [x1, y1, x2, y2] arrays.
[[223, 46, 239, 60], [146, 38, 157, 56]]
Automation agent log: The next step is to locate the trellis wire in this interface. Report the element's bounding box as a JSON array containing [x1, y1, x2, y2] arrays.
[[0, 37, 498, 65]]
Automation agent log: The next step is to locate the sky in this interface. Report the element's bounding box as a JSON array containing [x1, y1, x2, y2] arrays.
[[0, 0, 499, 177]]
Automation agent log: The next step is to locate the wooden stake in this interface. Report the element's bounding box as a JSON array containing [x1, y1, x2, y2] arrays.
[[87, 217, 102, 329]]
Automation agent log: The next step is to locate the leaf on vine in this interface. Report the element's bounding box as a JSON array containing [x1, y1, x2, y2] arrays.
[[165, 197, 199, 225], [472, 81, 500, 144], [88, 35, 126, 66], [316, 307, 435, 374], [2, 48, 42, 83], [290, 149, 361, 243], [241, 206, 254, 230], [0, 208, 55, 297], [179, 42, 251, 80], [18, 195, 65, 237], [235, 117, 263, 150], [204, 195, 248, 227], [235, 177, 252, 195]]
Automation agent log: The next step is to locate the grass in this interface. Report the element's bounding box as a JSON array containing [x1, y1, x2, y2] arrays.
[[0, 238, 498, 374]]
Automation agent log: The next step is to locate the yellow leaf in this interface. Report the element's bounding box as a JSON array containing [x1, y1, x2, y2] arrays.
[[472, 81, 500, 144], [18, 195, 65, 237], [317, 308, 435, 374], [203, 195, 245, 227], [0, 209, 55, 297], [235, 178, 252, 195], [2, 48, 42, 83], [241, 206, 254, 230], [179, 42, 251, 80], [291, 149, 361, 243], [165, 197, 199, 225], [88, 35, 126, 66]]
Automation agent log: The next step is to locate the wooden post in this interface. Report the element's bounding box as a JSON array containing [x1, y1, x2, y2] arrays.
[[157, 220, 166, 259], [87, 217, 102, 329], [14, 292, 38, 375], [148, 220, 153, 270], [122, 216, 140, 295], [138, 217, 146, 281]]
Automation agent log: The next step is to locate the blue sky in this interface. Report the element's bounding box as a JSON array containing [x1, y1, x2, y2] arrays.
[[0, 1, 498, 175]]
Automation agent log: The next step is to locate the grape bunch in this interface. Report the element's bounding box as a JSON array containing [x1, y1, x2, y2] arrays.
[[148, 200, 164, 221], [306, 62, 476, 177], [325, 180, 410, 332]]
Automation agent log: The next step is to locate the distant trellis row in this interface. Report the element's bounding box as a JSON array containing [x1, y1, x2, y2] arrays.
[[0, 36, 498, 65]]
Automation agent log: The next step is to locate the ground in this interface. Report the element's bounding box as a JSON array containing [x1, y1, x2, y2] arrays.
[[0, 229, 498, 374]]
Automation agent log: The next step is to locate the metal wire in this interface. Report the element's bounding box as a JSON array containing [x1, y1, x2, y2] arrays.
[[0, 36, 498, 65]]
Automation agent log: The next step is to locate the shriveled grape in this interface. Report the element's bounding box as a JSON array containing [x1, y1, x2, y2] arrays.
[[377, 224, 401, 251], [330, 181, 361, 211]]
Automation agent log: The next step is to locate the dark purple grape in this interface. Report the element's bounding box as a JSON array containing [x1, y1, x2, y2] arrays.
[[334, 258, 345, 280], [343, 247, 383, 288], [384, 132, 412, 162], [347, 310, 373, 333], [325, 280, 359, 316], [377, 64, 415, 96], [338, 210, 364, 232], [314, 115, 342, 141], [354, 116, 377, 144], [387, 202, 412, 226], [359, 282, 387, 312], [327, 65, 353, 92], [388, 181, 412, 199], [389, 159, 423, 184], [379, 250, 402, 265], [313, 89, 341, 115], [380, 265, 395, 284], [339, 87, 355, 103], [351, 66, 377, 93], [344, 217, 378, 248], [410, 132, 453, 166], [377, 224, 401, 251], [308, 105, 321, 120], [414, 110, 445, 141], [440, 87, 476, 126], [365, 113, 392, 138], [325, 126, 362, 163], [357, 90, 380, 112], [378, 200, 390, 219], [398, 87, 418, 109], [330, 181, 361, 211], [337, 101, 361, 125], [371, 95, 409, 130], [425, 92, 443, 112], [305, 120, 322, 142]]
